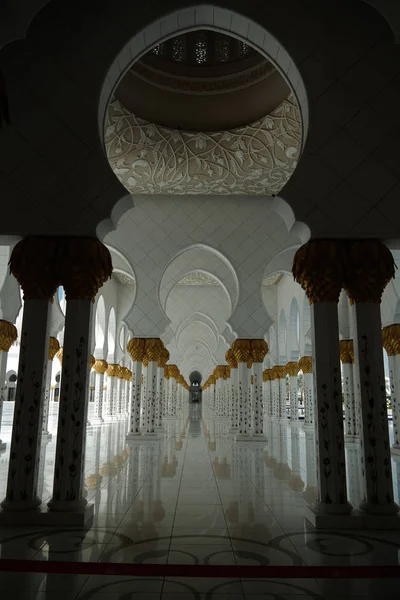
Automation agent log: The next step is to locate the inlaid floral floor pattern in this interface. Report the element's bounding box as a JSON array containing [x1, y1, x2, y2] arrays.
[[0, 403, 399, 599]]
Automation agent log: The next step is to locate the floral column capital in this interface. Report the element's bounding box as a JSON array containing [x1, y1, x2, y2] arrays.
[[0, 320, 18, 352], [298, 356, 312, 373], [225, 348, 238, 369], [382, 324, 400, 356], [48, 336, 60, 361], [344, 240, 395, 304], [158, 347, 170, 368], [292, 240, 346, 304], [127, 338, 146, 362], [250, 339, 269, 363], [339, 340, 354, 364], [9, 237, 61, 302], [59, 237, 112, 302], [94, 359, 108, 375], [232, 339, 251, 364], [285, 361, 299, 376]]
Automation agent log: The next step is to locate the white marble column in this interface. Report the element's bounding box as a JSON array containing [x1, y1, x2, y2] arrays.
[[350, 301, 398, 515], [309, 301, 351, 515], [126, 338, 145, 438], [0, 320, 18, 451], [42, 337, 60, 440], [156, 366, 164, 429], [1, 299, 52, 512], [91, 359, 108, 425], [250, 339, 268, 438], [286, 362, 299, 424], [270, 372, 279, 419], [48, 296, 94, 515], [343, 239, 400, 519], [339, 341, 358, 440], [274, 367, 287, 421], [299, 357, 313, 429], [233, 340, 251, 439], [105, 364, 118, 421], [382, 325, 400, 448]]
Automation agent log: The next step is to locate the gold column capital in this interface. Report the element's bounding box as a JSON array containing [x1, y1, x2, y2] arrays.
[[127, 338, 146, 362], [285, 361, 299, 377], [232, 339, 251, 363], [56, 347, 63, 364], [48, 336, 60, 361], [90, 355, 96, 370], [382, 324, 400, 356], [60, 237, 113, 302], [344, 240, 395, 304], [292, 240, 345, 304], [274, 365, 287, 380], [106, 363, 120, 378], [298, 356, 312, 373], [94, 359, 108, 374], [144, 338, 164, 363], [158, 347, 170, 368], [225, 348, 238, 369], [339, 340, 354, 364], [9, 237, 61, 302], [0, 320, 17, 353], [250, 339, 268, 363]]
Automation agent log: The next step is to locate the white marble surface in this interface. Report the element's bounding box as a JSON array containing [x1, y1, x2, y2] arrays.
[[0, 402, 399, 599]]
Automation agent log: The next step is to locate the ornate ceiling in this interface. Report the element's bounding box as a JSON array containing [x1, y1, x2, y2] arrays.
[[105, 96, 301, 196]]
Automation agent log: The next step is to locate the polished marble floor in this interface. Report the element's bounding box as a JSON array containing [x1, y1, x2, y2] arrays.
[[0, 402, 399, 599]]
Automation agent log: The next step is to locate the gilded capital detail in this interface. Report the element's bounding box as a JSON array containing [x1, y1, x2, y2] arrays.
[[106, 364, 120, 378], [127, 338, 146, 362], [298, 356, 312, 374], [9, 237, 61, 302], [60, 237, 113, 302], [382, 324, 400, 356], [232, 339, 251, 364], [47, 337, 60, 361], [158, 347, 169, 368], [225, 348, 238, 369], [0, 320, 18, 353], [94, 359, 108, 375], [344, 240, 395, 304], [56, 347, 63, 364], [286, 361, 299, 377], [339, 340, 354, 364], [292, 240, 345, 304], [144, 338, 163, 363], [250, 339, 268, 363]]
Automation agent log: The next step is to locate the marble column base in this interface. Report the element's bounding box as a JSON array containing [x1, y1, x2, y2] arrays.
[[271, 416, 288, 423], [89, 417, 104, 426], [251, 434, 267, 442], [0, 502, 94, 526], [235, 433, 253, 442], [41, 433, 52, 444], [0, 441, 6, 451], [289, 419, 302, 427], [141, 432, 158, 440], [305, 506, 400, 530], [345, 434, 360, 445], [126, 432, 142, 440], [302, 423, 315, 431]]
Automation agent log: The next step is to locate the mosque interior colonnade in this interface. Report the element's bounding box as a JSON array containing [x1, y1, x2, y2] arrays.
[[1, 0, 400, 591]]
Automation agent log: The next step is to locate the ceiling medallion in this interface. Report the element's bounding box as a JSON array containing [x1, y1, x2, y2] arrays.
[[177, 272, 220, 286], [105, 96, 301, 196]]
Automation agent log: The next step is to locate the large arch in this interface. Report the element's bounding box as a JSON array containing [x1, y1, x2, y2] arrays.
[[278, 309, 287, 364], [288, 297, 300, 361], [159, 245, 239, 315]]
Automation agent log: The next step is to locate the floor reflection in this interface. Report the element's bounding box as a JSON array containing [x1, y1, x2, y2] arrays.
[[0, 403, 399, 598]]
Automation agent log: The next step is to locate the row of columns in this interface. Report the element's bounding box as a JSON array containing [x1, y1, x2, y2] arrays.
[[125, 337, 189, 439]]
